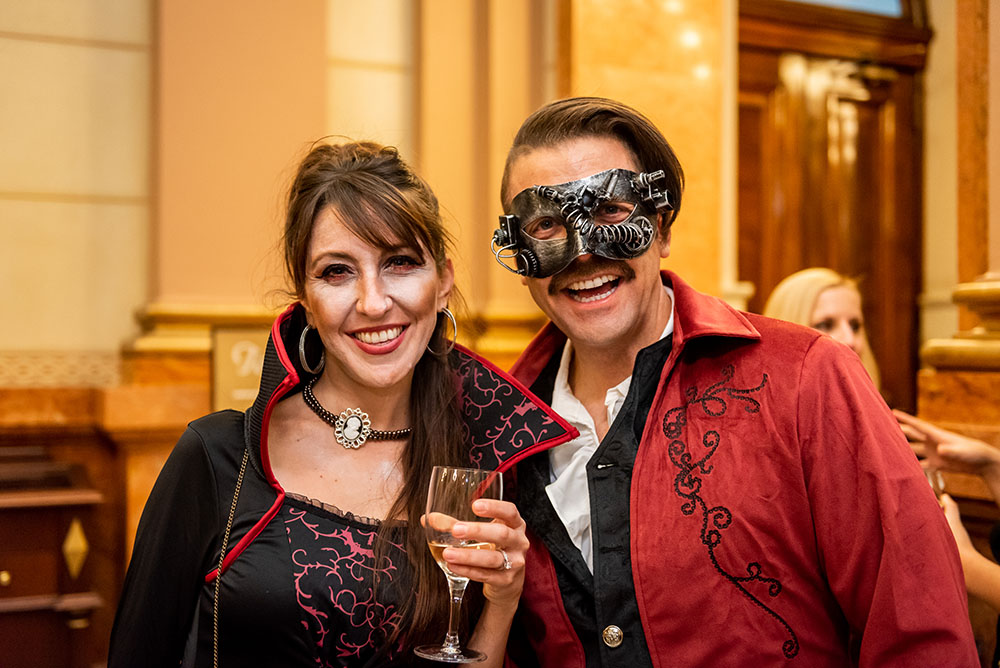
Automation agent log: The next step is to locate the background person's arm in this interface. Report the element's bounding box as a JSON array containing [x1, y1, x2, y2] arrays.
[[895, 409, 1000, 501]]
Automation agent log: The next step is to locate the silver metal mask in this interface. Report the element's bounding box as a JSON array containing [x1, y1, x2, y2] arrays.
[[491, 168, 673, 278]]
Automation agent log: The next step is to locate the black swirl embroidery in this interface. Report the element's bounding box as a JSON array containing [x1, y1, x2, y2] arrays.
[[663, 365, 799, 659], [452, 353, 566, 469]]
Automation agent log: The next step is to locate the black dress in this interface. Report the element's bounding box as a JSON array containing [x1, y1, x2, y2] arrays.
[[108, 304, 575, 667]]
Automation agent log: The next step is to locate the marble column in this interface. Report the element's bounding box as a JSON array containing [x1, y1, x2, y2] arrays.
[[107, 0, 326, 555], [917, 0, 999, 659]]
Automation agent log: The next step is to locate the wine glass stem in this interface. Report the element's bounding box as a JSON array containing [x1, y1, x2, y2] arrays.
[[443, 576, 470, 652]]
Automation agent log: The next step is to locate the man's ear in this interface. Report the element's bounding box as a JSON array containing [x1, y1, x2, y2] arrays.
[[658, 216, 672, 259]]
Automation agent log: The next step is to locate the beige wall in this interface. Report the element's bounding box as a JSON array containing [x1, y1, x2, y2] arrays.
[[0, 0, 984, 385], [0, 0, 152, 386], [325, 0, 416, 160], [922, 0, 961, 342], [416, 0, 558, 365], [563, 0, 739, 300], [568, 0, 721, 292], [154, 0, 325, 310]]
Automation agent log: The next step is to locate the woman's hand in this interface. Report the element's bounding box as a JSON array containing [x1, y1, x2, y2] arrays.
[[894, 410, 1000, 476], [442, 499, 528, 610]]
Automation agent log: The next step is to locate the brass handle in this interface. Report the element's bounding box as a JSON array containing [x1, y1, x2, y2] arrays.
[[0, 570, 10, 587], [67, 617, 90, 630]]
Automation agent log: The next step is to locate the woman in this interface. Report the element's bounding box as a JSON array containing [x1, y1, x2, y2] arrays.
[[109, 141, 575, 666], [895, 409, 1000, 665], [762, 267, 880, 388]]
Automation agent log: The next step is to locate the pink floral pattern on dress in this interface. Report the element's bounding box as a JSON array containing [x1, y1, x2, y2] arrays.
[[284, 502, 408, 667]]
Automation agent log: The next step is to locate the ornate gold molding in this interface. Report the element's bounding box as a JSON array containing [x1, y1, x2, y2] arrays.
[[0, 352, 120, 388], [921, 276, 1000, 369], [921, 339, 1000, 370], [128, 303, 547, 370], [951, 274, 1000, 335], [62, 518, 89, 580], [129, 303, 284, 353], [720, 279, 756, 312]]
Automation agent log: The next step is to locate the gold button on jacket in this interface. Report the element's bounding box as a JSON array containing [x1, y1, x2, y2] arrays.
[[602, 625, 623, 648]]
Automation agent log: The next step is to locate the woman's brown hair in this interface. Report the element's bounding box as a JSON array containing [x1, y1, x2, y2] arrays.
[[283, 140, 471, 649]]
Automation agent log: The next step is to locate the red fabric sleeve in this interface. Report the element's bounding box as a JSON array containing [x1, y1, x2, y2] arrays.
[[798, 336, 978, 666]]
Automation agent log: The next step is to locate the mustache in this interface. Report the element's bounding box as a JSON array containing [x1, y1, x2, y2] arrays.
[[548, 257, 635, 295]]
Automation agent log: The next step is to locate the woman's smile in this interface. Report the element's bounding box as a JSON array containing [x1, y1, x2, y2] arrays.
[[351, 325, 408, 353]]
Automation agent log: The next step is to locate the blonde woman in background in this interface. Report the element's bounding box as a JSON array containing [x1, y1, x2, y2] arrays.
[[762, 267, 880, 389]]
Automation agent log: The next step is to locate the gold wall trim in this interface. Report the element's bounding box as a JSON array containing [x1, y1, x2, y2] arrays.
[[921, 276, 1000, 367], [921, 339, 1000, 369], [0, 351, 120, 388], [130, 303, 286, 353], [137, 303, 284, 327], [127, 305, 542, 362], [326, 57, 409, 73], [0, 30, 147, 52], [0, 191, 148, 206], [62, 518, 89, 579], [952, 276, 1000, 332]]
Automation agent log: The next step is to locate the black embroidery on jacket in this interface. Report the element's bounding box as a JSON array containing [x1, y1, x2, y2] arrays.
[[662, 365, 799, 659]]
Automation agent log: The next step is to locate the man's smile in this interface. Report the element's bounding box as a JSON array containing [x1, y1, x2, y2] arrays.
[[564, 274, 621, 303]]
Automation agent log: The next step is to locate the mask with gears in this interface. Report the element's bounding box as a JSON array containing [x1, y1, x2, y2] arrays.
[[491, 168, 673, 278]]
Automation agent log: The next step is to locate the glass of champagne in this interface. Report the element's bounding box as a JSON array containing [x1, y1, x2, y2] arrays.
[[414, 466, 502, 663], [925, 464, 946, 502]]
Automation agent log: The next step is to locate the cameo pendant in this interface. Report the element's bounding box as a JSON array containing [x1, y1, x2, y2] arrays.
[[335, 408, 372, 449]]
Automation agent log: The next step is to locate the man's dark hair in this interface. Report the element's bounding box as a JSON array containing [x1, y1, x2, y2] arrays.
[[501, 96, 684, 232]]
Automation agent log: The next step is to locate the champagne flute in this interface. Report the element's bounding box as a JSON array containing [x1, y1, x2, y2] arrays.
[[925, 464, 946, 502], [414, 466, 503, 663]]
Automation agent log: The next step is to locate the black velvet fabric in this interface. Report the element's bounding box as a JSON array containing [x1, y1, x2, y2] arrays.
[[519, 335, 672, 667]]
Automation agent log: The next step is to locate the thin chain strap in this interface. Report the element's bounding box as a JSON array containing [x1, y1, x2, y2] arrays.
[[213, 447, 249, 668]]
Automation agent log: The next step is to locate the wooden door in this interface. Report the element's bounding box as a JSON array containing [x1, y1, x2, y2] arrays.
[[738, 1, 930, 411]]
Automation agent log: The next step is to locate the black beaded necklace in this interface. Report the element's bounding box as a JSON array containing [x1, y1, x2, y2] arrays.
[[302, 376, 412, 449]]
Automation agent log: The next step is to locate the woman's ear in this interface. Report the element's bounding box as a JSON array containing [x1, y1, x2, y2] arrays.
[[299, 297, 314, 328], [438, 258, 456, 307]]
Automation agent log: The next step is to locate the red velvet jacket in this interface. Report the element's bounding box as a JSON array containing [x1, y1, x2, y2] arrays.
[[508, 271, 977, 667]]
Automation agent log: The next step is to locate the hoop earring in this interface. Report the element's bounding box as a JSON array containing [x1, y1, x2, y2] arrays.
[[426, 307, 457, 356], [299, 324, 325, 374]]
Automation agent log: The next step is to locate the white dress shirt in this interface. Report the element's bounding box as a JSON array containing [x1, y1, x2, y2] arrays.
[[545, 286, 675, 571]]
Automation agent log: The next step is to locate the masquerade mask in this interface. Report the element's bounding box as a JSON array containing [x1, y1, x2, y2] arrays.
[[491, 168, 673, 278]]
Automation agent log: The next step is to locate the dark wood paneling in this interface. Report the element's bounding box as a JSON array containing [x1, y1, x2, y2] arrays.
[[0, 610, 72, 666], [738, 43, 923, 411], [0, 401, 123, 668], [741, 0, 931, 69]]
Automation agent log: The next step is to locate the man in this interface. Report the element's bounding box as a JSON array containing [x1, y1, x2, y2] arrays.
[[490, 97, 977, 666]]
